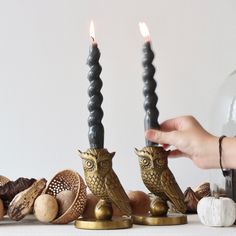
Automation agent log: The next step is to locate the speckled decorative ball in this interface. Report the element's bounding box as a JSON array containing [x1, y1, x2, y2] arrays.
[[34, 194, 58, 223]]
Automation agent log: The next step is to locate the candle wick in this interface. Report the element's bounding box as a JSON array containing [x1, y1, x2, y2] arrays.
[[91, 36, 96, 44]]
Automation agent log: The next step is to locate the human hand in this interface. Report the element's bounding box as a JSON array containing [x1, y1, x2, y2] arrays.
[[145, 116, 219, 169]]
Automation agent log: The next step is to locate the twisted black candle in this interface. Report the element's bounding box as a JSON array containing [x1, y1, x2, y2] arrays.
[[142, 41, 160, 146], [87, 42, 104, 149]]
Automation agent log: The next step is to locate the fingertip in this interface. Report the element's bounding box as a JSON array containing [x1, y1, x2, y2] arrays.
[[145, 129, 157, 141], [168, 150, 183, 158]]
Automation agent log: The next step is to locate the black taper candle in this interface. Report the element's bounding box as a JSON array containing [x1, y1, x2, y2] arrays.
[[87, 42, 104, 149], [142, 41, 160, 146]]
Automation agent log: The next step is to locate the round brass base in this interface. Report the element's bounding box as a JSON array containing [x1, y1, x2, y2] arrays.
[[74, 217, 133, 230], [133, 214, 187, 226]]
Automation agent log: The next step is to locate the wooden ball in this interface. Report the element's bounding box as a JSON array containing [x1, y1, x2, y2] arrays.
[[82, 193, 98, 218], [112, 203, 123, 217], [56, 190, 76, 216], [34, 194, 58, 223], [128, 190, 150, 215], [0, 198, 4, 220]]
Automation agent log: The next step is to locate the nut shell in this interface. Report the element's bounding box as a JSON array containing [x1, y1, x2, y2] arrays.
[[45, 170, 87, 224]]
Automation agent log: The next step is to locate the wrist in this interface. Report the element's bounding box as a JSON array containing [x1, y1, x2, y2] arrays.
[[203, 136, 236, 169], [208, 135, 219, 168], [220, 137, 236, 169], [199, 135, 219, 169]]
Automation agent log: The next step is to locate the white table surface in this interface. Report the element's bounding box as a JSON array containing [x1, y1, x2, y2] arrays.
[[1, 214, 235, 236]]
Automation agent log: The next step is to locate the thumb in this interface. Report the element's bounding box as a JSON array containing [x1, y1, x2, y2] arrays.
[[145, 129, 178, 146]]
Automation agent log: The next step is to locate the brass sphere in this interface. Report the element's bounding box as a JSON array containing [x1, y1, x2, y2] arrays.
[[150, 198, 168, 217], [95, 200, 113, 220]]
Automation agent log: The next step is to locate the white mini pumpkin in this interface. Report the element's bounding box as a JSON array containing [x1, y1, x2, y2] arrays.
[[197, 196, 236, 227]]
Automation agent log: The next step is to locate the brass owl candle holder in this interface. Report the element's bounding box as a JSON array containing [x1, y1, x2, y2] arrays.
[[75, 148, 132, 230], [134, 146, 187, 225], [75, 22, 132, 230], [134, 23, 187, 226]]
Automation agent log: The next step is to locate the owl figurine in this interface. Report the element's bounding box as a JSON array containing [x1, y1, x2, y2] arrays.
[[79, 148, 131, 220], [135, 146, 187, 214]]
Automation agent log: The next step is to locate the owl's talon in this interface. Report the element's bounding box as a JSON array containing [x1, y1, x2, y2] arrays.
[[95, 200, 113, 220], [150, 198, 168, 217]]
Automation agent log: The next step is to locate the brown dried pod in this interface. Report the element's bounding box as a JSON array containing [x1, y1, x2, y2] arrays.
[[0, 198, 4, 220], [0, 177, 36, 209], [8, 178, 47, 221], [184, 187, 199, 213], [0, 175, 10, 187], [194, 182, 211, 199]]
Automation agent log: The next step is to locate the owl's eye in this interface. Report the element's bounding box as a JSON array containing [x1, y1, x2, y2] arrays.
[[141, 157, 150, 166], [156, 158, 165, 165], [99, 160, 109, 168], [85, 160, 94, 169]]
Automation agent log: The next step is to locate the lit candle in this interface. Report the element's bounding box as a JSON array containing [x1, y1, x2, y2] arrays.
[[87, 21, 104, 148], [139, 22, 160, 146]]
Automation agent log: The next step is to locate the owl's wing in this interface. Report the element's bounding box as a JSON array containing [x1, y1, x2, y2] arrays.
[[161, 169, 187, 213], [105, 170, 132, 216]]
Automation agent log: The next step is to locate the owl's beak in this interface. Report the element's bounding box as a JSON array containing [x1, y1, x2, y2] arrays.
[[151, 162, 155, 169]]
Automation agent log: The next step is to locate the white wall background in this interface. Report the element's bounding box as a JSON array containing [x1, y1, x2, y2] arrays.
[[0, 0, 236, 192]]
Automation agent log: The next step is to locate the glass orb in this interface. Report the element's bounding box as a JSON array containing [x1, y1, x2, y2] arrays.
[[210, 70, 236, 200], [212, 70, 236, 136]]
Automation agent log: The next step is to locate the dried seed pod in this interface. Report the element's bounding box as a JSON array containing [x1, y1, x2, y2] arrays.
[[8, 178, 47, 221], [0, 177, 36, 207], [0, 175, 10, 187], [184, 187, 199, 213], [0, 198, 4, 220], [194, 182, 211, 199]]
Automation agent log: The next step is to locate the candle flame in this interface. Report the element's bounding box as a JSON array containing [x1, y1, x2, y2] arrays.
[[139, 22, 150, 41], [90, 20, 95, 42]]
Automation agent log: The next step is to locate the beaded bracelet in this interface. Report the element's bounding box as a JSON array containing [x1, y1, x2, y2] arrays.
[[219, 135, 228, 177]]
